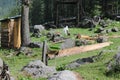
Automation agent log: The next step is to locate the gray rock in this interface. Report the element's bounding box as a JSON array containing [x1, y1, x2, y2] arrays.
[[96, 36, 108, 43], [107, 53, 120, 73], [65, 62, 81, 69], [48, 70, 77, 80], [112, 27, 119, 32], [60, 39, 75, 49], [10, 77, 15, 80], [95, 27, 104, 33], [99, 20, 108, 28], [66, 51, 103, 69], [100, 30, 107, 34], [66, 57, 94, 69], [75, 39, 88, 46], [31, 25, 45, 38], [22, 60, 56, 78], [106, 29, 112, 33], [31, 32, 41, 38], [29, 42, 43, 48], [46, 32, 53, 39], [34, 25, 45, 33], [0, 58, 3, 74], [19, 47, 33, 56]]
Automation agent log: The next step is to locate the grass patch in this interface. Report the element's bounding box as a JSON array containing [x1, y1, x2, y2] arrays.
[[1, 21, 120, 80]]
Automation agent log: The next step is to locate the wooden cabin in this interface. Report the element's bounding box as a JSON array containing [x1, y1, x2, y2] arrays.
[[54, 0, 82, 26], [0, 15, 21, 49]]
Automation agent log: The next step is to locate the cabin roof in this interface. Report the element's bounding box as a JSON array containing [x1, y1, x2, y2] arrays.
[[0, 15, 21, 22]]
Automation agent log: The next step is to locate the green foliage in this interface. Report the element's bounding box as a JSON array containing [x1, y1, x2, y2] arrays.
[[56, 64, 66, 71], [0, 0, 20, 18], [30, 0, 45, 25]]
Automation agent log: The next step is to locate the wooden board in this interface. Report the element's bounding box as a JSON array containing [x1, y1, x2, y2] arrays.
[[48, 42, 113, 58]]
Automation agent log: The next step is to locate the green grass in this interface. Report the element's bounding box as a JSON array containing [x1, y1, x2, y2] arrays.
[[0, 21, 120, 80]]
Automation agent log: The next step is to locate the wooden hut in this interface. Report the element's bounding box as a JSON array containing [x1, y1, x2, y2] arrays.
[[54, 0, 82, 26], [0, 15, 21, 49]]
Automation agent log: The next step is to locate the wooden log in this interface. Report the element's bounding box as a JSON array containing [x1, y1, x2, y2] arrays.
[[48, 42, 113, 58], [76, 34, 97, 40], [108, 35, 120, 38]]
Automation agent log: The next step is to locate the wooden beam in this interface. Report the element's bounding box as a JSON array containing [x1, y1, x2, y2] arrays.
[[48, 42, 113, 59]]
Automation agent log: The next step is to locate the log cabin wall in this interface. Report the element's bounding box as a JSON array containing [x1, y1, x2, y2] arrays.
[[0, 16, 21, 49], [54, 0, 81, 26]]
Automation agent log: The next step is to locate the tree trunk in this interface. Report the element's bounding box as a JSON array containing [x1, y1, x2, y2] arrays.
[[21, 0, 30, 46]]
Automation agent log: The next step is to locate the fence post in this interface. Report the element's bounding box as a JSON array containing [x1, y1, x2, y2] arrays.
[[42, 40, 48, 65]]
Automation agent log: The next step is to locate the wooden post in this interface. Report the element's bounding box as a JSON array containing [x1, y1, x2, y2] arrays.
[[42, 41, 48, 65]]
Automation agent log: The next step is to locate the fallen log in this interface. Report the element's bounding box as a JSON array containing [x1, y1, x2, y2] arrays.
[[108, 35, 120, 38], [48, 42, 113, 59]]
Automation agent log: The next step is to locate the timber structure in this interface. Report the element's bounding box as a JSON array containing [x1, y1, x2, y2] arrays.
[[54, 0, 82, 26], [0, 15, 21, 49]]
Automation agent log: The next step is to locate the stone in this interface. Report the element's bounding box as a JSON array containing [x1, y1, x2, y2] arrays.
[[31, 32, 41, 38], [19, 47, 33, 56], [107, 53, 120, 72], [22, 60, 56, 78], [96, 36, 108, 43], [100, 30, 107, 34], [34, 25, 45, 33], [31, 25, 45, 38], [99, 20, 108, 28], [106, 29, 112, 33], [111, 27, 119, 32], [66, 51, 104, 69], [75, 39, 88, 46], [46, 32, 53, 39], [10, 77, 15, 80], [60, 39, 75, 49], [66, 57, 94, 69], [48, 70, 77, 80], [48, 33, 63, 42], [0, 58, 3, 75], [29, 42, 43, 48], [95, 27, 104, 33]]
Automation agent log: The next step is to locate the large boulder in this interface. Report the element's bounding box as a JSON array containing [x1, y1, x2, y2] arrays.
[[66, 51, 104, 69], [111, 27, 119, 32], [22, 60, 56, 78], [48, 70, 83, 80], [66, 57, 94, 69], [31, 25, 45, 38], [60, 39, 75, 49], [34, 25, 45, 33], [29, 42, 43, 48], [19, 47, 33, 56], [107, 52, 120, 74]]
